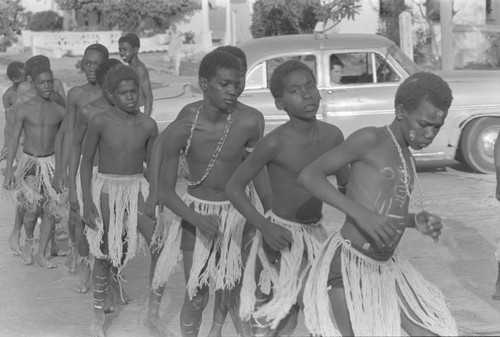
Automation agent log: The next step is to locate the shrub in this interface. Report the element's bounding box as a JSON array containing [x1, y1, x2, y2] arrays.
[[28, 10, 63, 31], [0, 0, 25, 51]]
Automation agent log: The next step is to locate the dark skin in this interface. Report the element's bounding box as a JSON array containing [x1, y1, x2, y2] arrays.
[[299, 100, 446, 335]]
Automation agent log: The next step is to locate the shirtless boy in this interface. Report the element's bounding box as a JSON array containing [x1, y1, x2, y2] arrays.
[[80, 65, 159, 337], [146, 50, 265, 337], [173, 45, 267, 337], [2, 61, 25, 160], [3, 65, 66, 269], [6, 56, 66, 257], [118, 33, 154, 117], [225, 60, 349, 336], [54, 43, 109, 271], [66, 58, 121, 293], [299, 72, 458, 336]]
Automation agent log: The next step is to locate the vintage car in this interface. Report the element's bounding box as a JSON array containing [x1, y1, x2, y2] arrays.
[[152, 33, 500, 173]]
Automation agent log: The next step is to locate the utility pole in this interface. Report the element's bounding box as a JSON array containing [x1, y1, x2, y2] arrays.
[[225, 0, 232, 45], [201, 0, 212, 51], [440, 0, 453, 71]]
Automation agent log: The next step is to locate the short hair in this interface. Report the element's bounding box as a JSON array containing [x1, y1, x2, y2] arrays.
[[84, 43, 109, 59], [214, 45, 247, 72], [395, 72, 453, 112], [199, 50, 241, 81], [6, 61, 24, 81], [269, 60, 316, 99], [96, 59, 122, 86], [330, 54, 344, 68], [106, 64, 139, 93], [25, 55, 50, 77], [30, 65, 52, 81], [118, 33, 140, 48]]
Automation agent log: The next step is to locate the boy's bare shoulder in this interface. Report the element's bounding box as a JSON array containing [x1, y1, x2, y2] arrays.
[[67, 84, 87, 98], [175, 101, 203, 121], [345, 126, 385, 149], [2, 85, 15, 107]]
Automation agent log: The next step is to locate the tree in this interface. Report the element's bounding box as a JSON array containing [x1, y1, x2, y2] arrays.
[[378, 0, 410, 46], [0, 0, 25, 52], [250, 0, 360, 38]]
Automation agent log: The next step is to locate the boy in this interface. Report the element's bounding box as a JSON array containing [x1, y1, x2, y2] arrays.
[[225, 60, 349, 336], [80, 64, 159, 337], [175, 45, 267, 337], [493, 131, 500, 300], [299, 72, 458, 336], [66, 58, 121, 292], [53, 44, 109, 272], [146, 50, 265, 337], [2, 61, 25, 161], [3, 65, 66, 269], [118, 33, 154, 117]]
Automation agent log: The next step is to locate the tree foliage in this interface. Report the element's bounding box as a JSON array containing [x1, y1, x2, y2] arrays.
[[250, 0, 360, 38], [28, 10, 64, 31], [378, 0, 409, 46], [0, 0, 25, 51]]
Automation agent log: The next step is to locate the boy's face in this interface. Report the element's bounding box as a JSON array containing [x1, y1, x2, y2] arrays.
[[119, 42, 137, 63], [201, 67, 240, 111], [330, 65, 343, 84], [111, 79, 139, 113], [400, 100, 447, 150], [33, 71, 54, 100], [82, 50, 105, 84], [275, 68, 321, 121]]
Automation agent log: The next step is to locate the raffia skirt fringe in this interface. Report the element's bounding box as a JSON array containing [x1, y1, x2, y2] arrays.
[[303, 232, 458, 337], [239, 211, 327, 330], [84, 173, 149, 273], [4, 153, 66, 219], [152, 191, 251, 298]]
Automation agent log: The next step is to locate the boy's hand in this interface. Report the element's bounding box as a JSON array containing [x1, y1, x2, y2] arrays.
[[82, 201, 100, 229], [415, 211, 442, 242], [145, 194, 161, 220], [194, 214, 221, 240], [262, 221, 293, 252], [53, 171, 67, 192], [3, 171, 15, 190], [354, 209, 400, 250], [68, 186, 79, 213]]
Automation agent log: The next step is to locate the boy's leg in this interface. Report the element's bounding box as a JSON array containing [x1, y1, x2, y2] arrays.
[[8, 205, 24, 256], [75, 216, 91, 293], [22, 208, 40, 265], [493, 262, 500, 300], [397, 285, 438, 336], [208, 289, 230, 337], [34, 211, 57, 269], [181, 250, 210, 337], [64, 206, 79, 274], [90, 258, 111, 337]]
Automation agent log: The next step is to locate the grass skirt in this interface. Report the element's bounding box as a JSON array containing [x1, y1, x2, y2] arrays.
[[303, 232, 458, 336], [84, 173, 149, 273], [239, 211, 327, 329], [5, 153, 66, 219], [152, 192, 248, 299]]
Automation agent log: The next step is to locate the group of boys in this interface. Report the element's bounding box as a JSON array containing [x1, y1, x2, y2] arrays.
[[2, 31, 460, 337]]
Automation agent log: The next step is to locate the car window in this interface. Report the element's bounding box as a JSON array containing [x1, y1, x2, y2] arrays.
[[329, 52, 374, 84], [375, 54, 399, 83], [245, 54, 317, 90]]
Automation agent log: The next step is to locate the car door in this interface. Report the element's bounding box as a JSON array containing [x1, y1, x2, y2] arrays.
[[239, 51, 322, 134], [320, 49, 403, 139]]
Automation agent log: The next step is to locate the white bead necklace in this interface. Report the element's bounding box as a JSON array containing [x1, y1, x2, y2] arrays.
[[385, 125, 424, 211]]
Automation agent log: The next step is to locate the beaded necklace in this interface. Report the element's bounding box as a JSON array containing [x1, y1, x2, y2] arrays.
[[385, 125, 424, 210], [185, 107, 232, 187]]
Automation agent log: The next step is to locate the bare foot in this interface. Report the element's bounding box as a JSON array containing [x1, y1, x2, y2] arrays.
[[89, 316, 106, 337], [22, 239, 34, 265], [75, 260, 92, 293], [50, 245, 69, 257], [8, 231, 21, 256], [34, 255, 57, 269], [146, 311, 176, 337]]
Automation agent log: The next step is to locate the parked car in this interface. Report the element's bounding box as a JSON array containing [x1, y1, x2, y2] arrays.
[[152, 33, 500, 173]]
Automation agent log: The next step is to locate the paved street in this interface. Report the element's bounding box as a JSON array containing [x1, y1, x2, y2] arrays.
[[1, 54, 500, 336]]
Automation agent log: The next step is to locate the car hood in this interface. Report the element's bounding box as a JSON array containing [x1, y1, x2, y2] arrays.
[[433, 70, 500, 107]]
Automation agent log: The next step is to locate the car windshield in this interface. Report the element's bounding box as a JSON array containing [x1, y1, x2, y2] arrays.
[[389, 45, 422, 75]]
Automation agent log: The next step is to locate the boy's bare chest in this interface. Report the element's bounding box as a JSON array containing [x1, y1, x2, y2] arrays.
[[102, 122, 148, 149]]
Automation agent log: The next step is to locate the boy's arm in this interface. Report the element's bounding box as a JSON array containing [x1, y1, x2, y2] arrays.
[[80, 115, 101, 228], [3, 106, 24, 188], [139, 67, 153, 117], [67, 110, 90, 210], [299, 129, 398, 250], [144, 119, 159, 179], [495, 132, 500, 201], [226, 136, 292, 251]]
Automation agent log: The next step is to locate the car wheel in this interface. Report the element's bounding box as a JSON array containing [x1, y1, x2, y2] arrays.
[[460, 117, 500, 173]]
